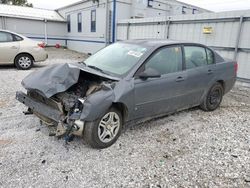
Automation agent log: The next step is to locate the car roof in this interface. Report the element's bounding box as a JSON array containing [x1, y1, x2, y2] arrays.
[[0, 29, 27, 38], [120, 39, 205, 48], [0, 29, 16, 34]]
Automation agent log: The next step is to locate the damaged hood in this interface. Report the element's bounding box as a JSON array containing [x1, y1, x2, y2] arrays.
[[22, 63, 120, 98]]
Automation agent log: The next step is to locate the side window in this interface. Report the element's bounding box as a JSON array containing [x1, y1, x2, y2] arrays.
[[144, 46, 182, 75], [0, 32, 14, 42], [91, 10, 96, 32], [206, 48, 214, 65], [67, 15, 71, 33], [13, 34, 23, 41], [184, 46, 207, 69]]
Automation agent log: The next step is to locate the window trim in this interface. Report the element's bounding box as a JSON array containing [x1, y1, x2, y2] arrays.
[[91, 10, 96, 32], [77, 12, 82, 32], [134, 45, 183, 78], [205, 48, 215, 65]]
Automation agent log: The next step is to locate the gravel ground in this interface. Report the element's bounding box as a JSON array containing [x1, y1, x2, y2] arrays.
[[0, 47, 249, 187]]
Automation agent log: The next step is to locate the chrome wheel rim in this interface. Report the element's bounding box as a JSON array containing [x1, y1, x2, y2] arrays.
[[98, 112, 120, 143], [18, 56, 32, 69]]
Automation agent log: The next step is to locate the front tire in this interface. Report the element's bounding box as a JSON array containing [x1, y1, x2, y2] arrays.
[[15, 54, 33, 70], [83, 107, 122, 149], [200, 82, 224, 111]]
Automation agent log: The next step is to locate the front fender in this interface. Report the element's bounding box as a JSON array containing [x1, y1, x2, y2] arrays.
[[80, 89, 115, 121]]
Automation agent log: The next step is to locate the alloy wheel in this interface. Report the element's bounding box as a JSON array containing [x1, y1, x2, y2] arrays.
[[98, 112, 121, 143]]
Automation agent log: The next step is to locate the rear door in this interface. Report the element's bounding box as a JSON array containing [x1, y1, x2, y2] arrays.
[[183, 45, 216, 106], [133, 45, 187, 119], [0, 31, 20, 63]]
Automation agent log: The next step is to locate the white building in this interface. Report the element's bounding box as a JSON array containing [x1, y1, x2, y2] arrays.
[[57, 0, 211, 53], [0, 1, 210, 53], [0, 4, 66, 46]]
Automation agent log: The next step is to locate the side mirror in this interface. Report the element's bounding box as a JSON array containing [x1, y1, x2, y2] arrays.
[[138, 68, 161, 80]]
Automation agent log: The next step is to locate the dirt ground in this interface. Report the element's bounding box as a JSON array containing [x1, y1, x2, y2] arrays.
[[0, 47, 249, 187]]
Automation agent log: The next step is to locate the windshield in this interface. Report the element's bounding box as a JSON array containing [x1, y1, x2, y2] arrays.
[[84, 43, 149, 76]]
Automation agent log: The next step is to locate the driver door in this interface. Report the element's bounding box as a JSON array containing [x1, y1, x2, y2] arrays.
[[133, 45, 187, 119]]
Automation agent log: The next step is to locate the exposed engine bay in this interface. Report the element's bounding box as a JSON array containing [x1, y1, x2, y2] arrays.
[[23, 70, 115, 141]]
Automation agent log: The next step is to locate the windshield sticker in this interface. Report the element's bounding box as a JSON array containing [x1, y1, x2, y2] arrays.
[[174, 47, 180, 52], [127, 51, 143, 58]]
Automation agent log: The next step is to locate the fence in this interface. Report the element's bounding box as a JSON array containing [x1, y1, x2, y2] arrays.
[[117, 10, 250, 81]]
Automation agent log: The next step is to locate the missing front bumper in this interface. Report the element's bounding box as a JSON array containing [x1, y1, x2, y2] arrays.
[[16, 91, 63, 122], [16, 91, 85, 137]]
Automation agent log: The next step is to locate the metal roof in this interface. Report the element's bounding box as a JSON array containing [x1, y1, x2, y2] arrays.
[[0, 4, 65, 22]]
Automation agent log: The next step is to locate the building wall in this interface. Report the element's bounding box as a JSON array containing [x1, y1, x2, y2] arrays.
[[116, 10, 250, 81], [58, 0, 110, 53], [0, 17, 67, 46], [131, 0, 209, 18], [57, 0, 210, 54]]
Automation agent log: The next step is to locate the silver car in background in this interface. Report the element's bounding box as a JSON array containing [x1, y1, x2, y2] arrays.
[[0, 30, 48, 70]]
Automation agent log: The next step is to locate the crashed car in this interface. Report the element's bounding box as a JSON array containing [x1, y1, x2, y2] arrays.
[[16, 40, 237, 148]]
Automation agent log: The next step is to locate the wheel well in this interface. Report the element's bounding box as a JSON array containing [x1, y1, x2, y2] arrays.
[[112, 102, 128, 122], [14, 53, 34, 63], [217, 80, 225, 93]]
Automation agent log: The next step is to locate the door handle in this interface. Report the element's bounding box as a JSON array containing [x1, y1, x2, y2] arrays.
[[207, 69, 213, 74], [11, 46, 18, 49], [176, 76, 185, 82]]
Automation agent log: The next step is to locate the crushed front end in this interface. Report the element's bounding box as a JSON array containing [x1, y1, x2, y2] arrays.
[[16, 63, 117, 140], [16, 89, 86, 138]]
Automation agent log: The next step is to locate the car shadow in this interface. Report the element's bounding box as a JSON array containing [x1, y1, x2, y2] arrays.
[[0, 64, 16, 70], [0, 63, 48, 71], [32, 106, 202, 150], [123, 106, 201, 132]]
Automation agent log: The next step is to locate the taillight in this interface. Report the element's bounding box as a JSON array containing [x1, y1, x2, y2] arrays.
[[38, 42, 45, 48], [234, 62, 238, 74]]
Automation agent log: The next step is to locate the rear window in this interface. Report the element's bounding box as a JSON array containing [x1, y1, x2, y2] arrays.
[[13, 34, 23, 41]]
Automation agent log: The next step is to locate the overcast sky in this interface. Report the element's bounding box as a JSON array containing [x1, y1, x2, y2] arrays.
[[28, 0, 250, 12]]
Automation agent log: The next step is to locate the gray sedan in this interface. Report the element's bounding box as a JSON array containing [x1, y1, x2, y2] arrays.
[[16, 40, 237, 148]]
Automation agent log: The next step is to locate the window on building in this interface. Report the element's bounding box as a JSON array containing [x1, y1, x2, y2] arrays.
[[192, 8, 198, 14], [182, 6, 187, 14], [91, 10, 96, 32], [67, 15, 71, 32], [184, 46, 207, 69], [78, 13, 82, 32], [148, 0, 153, 7], [144, 46, 182, 75]]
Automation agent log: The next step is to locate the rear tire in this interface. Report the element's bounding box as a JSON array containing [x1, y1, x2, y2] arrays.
[[83, 107, 122, 149], [200, 82, 224, 111], [15, 54, 33, 70]]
